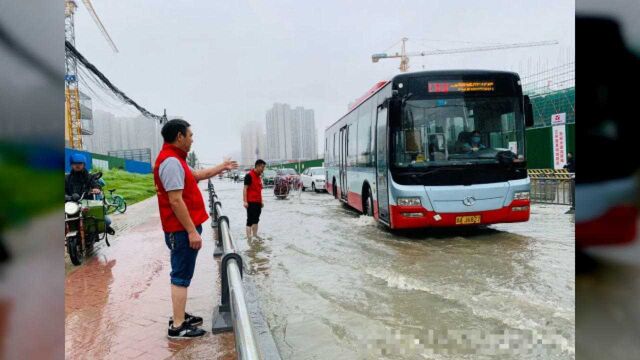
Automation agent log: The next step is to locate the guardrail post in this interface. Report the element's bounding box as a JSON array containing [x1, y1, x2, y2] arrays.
[[212, 249, 244, 334], [207, 179, 224, 257], [213, 214, 227, 257], [208, 180, 218, 226]]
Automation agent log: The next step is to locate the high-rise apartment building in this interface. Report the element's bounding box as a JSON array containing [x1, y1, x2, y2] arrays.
[[240, 121, 267, 167], [265, 103, 317, 162]]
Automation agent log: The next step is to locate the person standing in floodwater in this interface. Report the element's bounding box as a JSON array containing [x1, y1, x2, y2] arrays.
[[244, 159, 266, 239]]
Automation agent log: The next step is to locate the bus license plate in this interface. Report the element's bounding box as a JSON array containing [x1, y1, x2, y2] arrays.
[[456, 215, 481, 225]]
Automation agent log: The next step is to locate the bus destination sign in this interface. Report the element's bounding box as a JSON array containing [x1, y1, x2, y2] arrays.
[[428, 81, 495, 93]]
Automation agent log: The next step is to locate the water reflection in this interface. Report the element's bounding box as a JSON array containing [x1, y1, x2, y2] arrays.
[[65, 257, 116, 358]]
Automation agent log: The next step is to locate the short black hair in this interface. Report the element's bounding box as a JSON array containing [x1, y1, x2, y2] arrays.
[[255, 159, 266, 167], [161, 119, 191, 143]]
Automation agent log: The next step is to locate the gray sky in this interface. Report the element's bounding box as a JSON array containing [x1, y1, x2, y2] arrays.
[[76, 0, 574, 164]]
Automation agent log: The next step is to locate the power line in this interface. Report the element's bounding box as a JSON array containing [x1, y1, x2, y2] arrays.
[[77, 65, 139, 117], [65, 40, 163, 122]]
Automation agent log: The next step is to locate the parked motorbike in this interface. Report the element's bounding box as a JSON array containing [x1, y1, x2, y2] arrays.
[[64, 172, 112, 265]]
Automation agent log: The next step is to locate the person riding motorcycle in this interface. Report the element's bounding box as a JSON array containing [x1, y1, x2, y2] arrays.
[[65, 154, 115, 235]]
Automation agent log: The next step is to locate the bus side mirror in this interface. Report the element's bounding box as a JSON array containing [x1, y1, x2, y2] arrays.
[[388, 96, 402, 123], [524, 95, 534, 127]]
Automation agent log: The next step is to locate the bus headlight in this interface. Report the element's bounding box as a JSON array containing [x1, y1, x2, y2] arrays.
[[65, 202, 80, 215], [514, 191, 530, 200], [397, 197, 421, 206]]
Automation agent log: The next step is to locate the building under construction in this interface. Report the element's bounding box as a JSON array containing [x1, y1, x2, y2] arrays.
[[522, 62, 575, 168]]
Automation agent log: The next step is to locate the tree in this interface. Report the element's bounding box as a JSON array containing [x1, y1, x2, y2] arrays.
[[187, 151, 198, 169]]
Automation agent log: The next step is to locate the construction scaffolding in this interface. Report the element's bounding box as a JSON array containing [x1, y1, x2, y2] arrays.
[[522, 62, 575, 128]]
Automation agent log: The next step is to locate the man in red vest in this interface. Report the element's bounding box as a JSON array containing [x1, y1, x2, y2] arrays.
[[154, 119, 238, 339], [243, 159, 266, 239]]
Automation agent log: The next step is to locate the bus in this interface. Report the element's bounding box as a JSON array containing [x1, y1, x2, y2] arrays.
[[324, 70, 534, 229]]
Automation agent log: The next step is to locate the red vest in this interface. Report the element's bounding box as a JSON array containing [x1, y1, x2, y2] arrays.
[[154, 143, 209, 232], [246, 169, 263, 203]]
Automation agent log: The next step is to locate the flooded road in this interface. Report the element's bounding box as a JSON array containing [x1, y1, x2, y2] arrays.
[[214, 179, 575, 359]]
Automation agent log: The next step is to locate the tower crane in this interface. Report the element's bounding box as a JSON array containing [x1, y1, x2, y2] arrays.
[[372, 37, 559, 72], [65, 0, 118, 149]]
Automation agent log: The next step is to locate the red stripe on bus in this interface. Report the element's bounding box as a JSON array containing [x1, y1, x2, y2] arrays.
[[576, 205, 638, 247], [347, 191, 362, 212], [388, 201, 531, 229]]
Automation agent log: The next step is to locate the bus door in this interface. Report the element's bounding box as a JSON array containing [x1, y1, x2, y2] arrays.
[[339, 125, 348, 200], [376, 105, 390, 222]]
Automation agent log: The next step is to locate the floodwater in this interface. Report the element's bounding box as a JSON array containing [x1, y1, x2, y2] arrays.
[[213, 180, 575, 360]]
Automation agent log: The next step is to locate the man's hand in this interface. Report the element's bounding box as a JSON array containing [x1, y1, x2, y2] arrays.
[[224, 159, 239, 171], [91, 188, 101, 194], [192, 159, 240, 181], [244, 201, 249, 209], [188, 230, 202, 250]]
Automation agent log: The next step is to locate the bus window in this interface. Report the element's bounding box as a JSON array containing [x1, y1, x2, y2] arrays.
[[348, 123, 357, 166], [331, 132, 338, 163], [324, 138, 328, 162], [357, 100, 372, 166], [392, 97, 523, 167]]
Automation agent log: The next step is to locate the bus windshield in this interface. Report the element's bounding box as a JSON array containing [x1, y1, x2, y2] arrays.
[[391, 97, 524, 168]]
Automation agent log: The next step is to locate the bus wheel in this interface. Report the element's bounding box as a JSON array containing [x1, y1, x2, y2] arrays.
[[333, 181, 338, 199], [363, 189, 374, 216]]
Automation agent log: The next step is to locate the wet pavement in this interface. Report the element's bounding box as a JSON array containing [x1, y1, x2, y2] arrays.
[[64, 195, 236, 359], [65, 180, 576, 359], [211, 179, 576, 360]]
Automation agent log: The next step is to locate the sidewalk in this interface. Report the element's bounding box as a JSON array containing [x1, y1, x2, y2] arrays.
[[65, 195, 236, 359]]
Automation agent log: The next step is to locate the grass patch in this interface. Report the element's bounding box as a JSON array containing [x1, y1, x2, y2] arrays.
[[0, 164, 61, 227], [98, 168, 156, 206]]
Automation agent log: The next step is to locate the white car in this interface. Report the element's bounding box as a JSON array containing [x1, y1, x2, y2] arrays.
[[301, 167, 326, 192]]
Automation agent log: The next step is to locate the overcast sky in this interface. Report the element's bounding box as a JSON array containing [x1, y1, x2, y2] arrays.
[[76, 0, 574, 164]]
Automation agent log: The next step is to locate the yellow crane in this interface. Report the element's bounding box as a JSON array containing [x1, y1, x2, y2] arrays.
[[65, 0, 118, 149], [372, 37, 559, 72]]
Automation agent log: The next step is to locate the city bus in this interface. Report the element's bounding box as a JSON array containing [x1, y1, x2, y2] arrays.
[[324, 70, 534, 229]]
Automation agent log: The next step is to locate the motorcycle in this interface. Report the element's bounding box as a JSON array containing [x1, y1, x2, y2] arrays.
[[64, 172, 112, 265]]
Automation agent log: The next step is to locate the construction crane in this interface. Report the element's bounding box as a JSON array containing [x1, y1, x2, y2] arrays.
[[65, 0, 118, 149], [372, 37, 559, 72]]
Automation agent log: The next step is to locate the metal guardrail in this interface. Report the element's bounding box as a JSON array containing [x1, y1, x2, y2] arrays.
[[207, 179, 262, 360], [528, 169, 575, 209]]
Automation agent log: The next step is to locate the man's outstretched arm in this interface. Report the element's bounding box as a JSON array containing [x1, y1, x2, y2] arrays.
[[192, 160, 238, 181]]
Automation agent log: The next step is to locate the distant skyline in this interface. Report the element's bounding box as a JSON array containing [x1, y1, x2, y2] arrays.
[[75, 0, 574, 163]]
